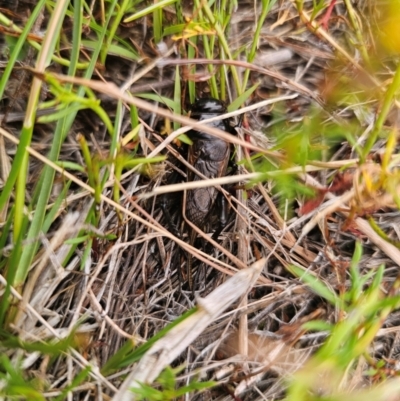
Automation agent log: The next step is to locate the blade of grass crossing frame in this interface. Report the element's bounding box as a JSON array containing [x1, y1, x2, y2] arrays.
[[101, 0, 131, 64], [199, 0, 241, 94], [242, 0, 275, 92], [124, 0, 177, 22], [15, 0, 119, 292], [0, 0, 48, 214], [153, 0, 163, 43], [13, 0, 70, 243], [0, 1, 47, 101], [203, 33, 219, 98], [227, 83, 259, 112]]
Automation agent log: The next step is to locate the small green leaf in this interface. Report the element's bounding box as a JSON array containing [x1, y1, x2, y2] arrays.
[[227, 83, 259, 112], [302, 320, 333, 332], [124, 0, 178, 22], [55, 161, 86, 172], [123, 156, 166, 169], [135, 93, 176, 110], [289, 265, 340, 306], [178, 134, 193, 145]]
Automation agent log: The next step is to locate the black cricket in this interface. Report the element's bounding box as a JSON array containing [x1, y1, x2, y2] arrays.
[[185, 98, 237, 291]]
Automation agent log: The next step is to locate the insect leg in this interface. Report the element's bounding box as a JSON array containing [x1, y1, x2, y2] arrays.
[[160, 170, 183, 238], [160, 197, 181, 238], [187, 228, 197, 295], [211, 192, 229, 242]]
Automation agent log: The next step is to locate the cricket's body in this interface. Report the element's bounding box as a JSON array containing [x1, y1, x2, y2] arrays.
[[186, 98, 235, 291]]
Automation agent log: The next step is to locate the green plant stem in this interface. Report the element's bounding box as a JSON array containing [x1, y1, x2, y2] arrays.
[[242, 0, 274, 93], [343, 0, 370, 67], [201, 33, 219, 97], [102, 0, 131, 63], [200, 1, 241, 95], [152, 0, 163, 43]]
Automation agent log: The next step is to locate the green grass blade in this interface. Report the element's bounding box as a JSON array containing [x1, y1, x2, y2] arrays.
[[101, 0, 131, 63], [289, 264, 340, 306], [0, 2, 47, 100], [241, 0, 276, 92], [15, 0, 119, 289], [124, 0, 177, 22]]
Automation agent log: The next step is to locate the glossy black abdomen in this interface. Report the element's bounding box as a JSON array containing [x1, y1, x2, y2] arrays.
[[186, 98, 234, 227]]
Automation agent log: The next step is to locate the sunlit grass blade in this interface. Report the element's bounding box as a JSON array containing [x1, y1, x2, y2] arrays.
[[15, 0, 119, 298], [241, 0, 276, 92], [124, 0, 177, 22], [228, 83, 259, 112], [289, 264, 341, 307], [101, 0, 131, 64], [0, 1, 47, 100]]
